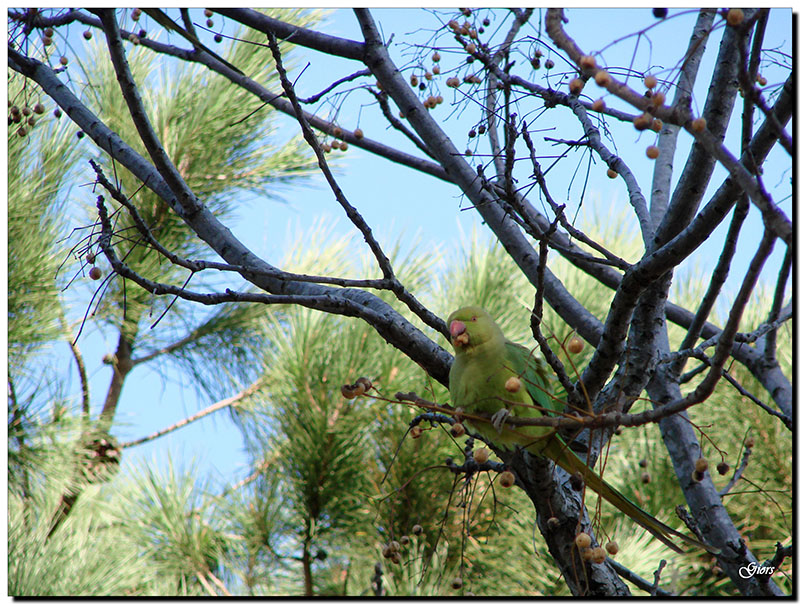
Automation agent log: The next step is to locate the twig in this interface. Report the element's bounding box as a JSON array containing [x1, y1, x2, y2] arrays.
[[763, 246, 792, 361], [719, 444, 753, 497], [119, 382, 259, 448], [606, 558, 673, 597], [673, 195, 749, 374], [90, 160, 399, 292], [97, 9, 202, 216], [366, 87, 434, 158], [299, 68, 371, 104], [266, 30, 448, 338], [651, 559, 667, 596]]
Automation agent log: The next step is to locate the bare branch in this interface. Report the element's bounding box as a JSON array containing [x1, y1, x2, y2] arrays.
[[120, 382, 259, 448]]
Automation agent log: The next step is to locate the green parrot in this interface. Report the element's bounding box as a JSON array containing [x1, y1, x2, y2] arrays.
[[447, 305, 717, 555]]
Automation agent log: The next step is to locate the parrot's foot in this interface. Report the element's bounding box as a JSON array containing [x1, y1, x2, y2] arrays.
[[491, 408, 511, 434]]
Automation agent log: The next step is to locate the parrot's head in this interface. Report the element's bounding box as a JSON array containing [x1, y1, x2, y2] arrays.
[[447, 306, 504, 353]]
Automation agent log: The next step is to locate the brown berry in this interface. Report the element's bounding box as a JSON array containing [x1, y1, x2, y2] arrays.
[[60, 56, 69, 65], [451, 422, 466, 437], [591, 547, 607, 564], [204, 8, 213, 17], [652, 118, 663, 132], [757, 74, 767, 86], [340, 384, 357, 399], [499, 470, 515, 488], [424, 71, 433, 81], [575, 532, 591, 549], [466, 43, 476, 54], [591, 98, 606, 112], [546, 516, 560, 529], [86, 252, 96, 264], [331, 140, 340, 149], [606, 541, 619, 555], [644, 75, 657, 89], [639, 458, 648, 468], [594, 70, 611, 87], [16, 126, 27, 137], [332, 126, 343, 138], [22, 107, 31, 116], [544, 59, 554, 69], [726, 8, 744, 26], [645, 146, 660, 159], [451, 577, 463, 590], [691, 117, 707, 133], [651, 91, 666, 107], [695, 457, 709, 473], [641, 471, 652, 484], [53, 107, 62, 118], [89, 266, 102, 280], [43, 36, 53, 46], [634, 113, 653, 130], [410, 74, 418, 87], [716, 461, 730, 475], [400, 535, 410, 545], [131, 8, 142, 20], [432, 65, 441, 75], [504, 376, 521, 392], [33, 103, 45, 114], [353, 128, 364, 140], [607, 168, 618, 179], [473, 447, 490, 464], [579, 55, 596, 70], [355, 376, 372, 392], [744, 436, 755, 448], [412, 524, 423, 535], [206, 18, 214, 28], [567, 337, 584, 354], [339, 141, 349, 151], [26, 116, 36, 127], [432, 51, 441, 62], [569, 78, 584, 94]]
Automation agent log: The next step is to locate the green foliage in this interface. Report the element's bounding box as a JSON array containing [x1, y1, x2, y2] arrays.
[[7, 81, 77, 375]]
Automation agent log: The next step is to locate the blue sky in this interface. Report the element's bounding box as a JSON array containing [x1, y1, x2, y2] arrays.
[[40, 8, 793, 490]]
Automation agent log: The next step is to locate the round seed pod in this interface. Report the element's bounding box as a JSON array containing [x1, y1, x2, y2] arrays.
[[575, 532, 591, 549], [499, 470, 515, 488], [473, 447, 490, 464]]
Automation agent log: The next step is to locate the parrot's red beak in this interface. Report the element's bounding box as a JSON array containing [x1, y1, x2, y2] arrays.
[[450, 320, 466, 338], [450, 320, 469, 347]]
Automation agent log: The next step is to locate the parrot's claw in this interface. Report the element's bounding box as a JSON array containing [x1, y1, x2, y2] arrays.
[[491, 408, 511, 435]]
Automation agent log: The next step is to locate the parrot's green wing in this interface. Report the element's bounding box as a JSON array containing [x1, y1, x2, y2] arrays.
[[505, 340, 561, 414], [503, 341, 717, 554], [446, 306, 718, 554]]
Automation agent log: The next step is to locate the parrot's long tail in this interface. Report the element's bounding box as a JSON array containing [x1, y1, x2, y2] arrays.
[[545, 440, 719, 555]]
